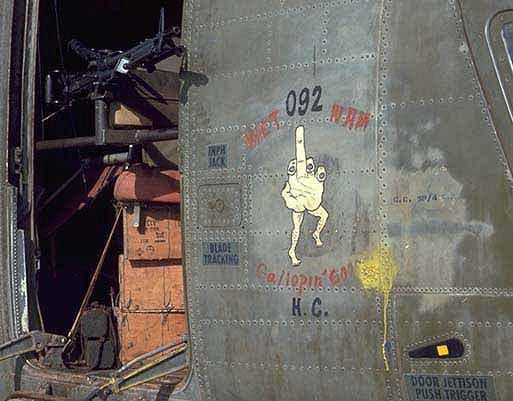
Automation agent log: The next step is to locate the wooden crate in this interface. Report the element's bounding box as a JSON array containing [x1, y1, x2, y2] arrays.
[[119, 256, 184, 312], [117, 311, 186, 363], [117, 254, 186, 363], [123, 205, 181, 260]]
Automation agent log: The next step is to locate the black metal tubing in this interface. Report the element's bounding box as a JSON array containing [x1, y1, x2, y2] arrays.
[[36, 128, 178, 150], [104, 127, 178, 144], [35, 136, 97, 150]]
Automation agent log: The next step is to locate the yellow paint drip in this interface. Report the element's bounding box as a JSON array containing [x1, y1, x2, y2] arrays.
[[355, 246, 398, 371]]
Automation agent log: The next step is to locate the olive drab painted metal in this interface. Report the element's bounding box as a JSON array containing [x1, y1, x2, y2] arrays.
[[0, 0, 34, 398], [179, 0, 513, 400], [4, 0, 513, 400]]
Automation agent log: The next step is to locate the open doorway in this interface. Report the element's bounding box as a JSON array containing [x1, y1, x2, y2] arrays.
[[34, 0, 187, 382]]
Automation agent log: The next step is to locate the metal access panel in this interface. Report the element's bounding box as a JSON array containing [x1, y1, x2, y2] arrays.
[[180, 1, 513, 401]]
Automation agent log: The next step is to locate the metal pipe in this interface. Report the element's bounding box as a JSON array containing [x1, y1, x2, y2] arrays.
[[94, 152, 130, 165], [104, 127, 178, 144], [101, 152, 129, 165], [133, 128, 178, 142], [45, 72, 54, 104], [65, 208, 122, 340], [36, 136, 97, 150], [117, 336, 188, 374], [39, 167, 84, 210], [36, 128, 178, 150], [94, 98, 108, 145]]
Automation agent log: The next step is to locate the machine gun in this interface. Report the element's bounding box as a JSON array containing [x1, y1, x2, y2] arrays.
[[46, 8, 184, 105], [40, 8, 184, 151]]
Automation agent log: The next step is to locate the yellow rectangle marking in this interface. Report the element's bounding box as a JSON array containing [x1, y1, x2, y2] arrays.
[[437, 345, 449, 356]]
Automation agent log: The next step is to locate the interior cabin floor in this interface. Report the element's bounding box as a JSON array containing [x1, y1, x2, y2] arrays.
[[30, 359, 189, 387]]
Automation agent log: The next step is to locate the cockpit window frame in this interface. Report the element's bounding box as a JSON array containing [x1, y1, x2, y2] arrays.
[[486, 10, 513, 126]]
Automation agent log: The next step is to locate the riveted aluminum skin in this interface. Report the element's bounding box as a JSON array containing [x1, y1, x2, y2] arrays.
[[4, 0, 513, 400], [179, 0, 513, 400]]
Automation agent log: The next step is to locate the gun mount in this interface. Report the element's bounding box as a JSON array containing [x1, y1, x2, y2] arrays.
[[40, 8, 183, 150]]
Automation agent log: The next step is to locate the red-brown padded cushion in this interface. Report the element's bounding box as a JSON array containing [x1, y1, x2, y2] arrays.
[[114, 164, 180, 203]]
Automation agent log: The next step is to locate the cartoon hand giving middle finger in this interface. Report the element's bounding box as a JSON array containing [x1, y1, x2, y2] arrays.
[[281, 126, 329, 266]]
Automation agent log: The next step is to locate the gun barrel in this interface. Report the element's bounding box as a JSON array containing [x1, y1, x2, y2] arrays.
[[295, 125, 307, 178], [69, 39, 100, 61]]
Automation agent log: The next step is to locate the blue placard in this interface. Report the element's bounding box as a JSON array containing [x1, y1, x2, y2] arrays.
[[405, 374, 496, 401], [207, 144, 228, 169], [202, 241, 239, 266]]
